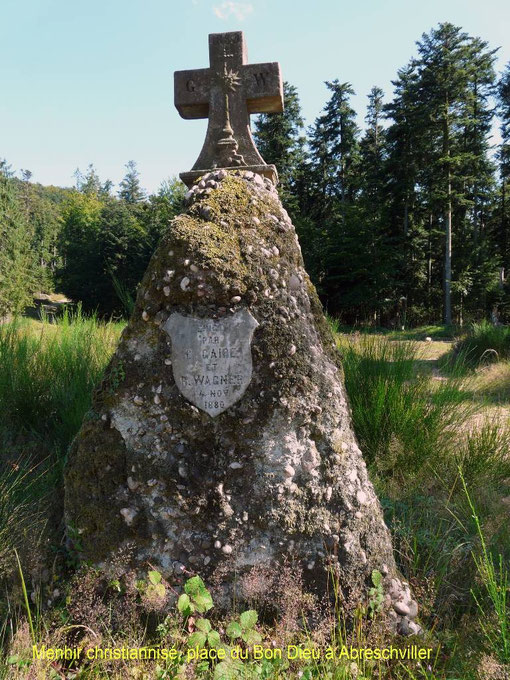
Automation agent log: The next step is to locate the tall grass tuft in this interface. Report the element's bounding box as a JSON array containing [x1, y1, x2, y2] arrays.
[[0, 308, 123, 452], [454, 320, 510, 368], [461, 471, 510, 666], [110, 269, 135, 317], [456, 423, 510, 487], [0, 456, 47, 576], [340, 335, 469, 475]]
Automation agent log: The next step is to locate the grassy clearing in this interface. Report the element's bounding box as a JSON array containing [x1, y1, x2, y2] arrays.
[[0, 317, 509, 679], [0, 311, 123, 589], [0, 309, 123, 451]]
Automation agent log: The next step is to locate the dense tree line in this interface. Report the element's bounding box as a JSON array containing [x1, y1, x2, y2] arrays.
[[1, 22, 510, 325], [0, 160, 184, 317], [256, 22, 510, 326]]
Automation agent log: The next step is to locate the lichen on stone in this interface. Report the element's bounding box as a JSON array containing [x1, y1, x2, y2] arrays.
[[64, 169, 420, 635]]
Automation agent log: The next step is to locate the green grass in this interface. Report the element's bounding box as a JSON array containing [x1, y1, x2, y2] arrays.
[[338, 334, 470, 478], [449, 321, 510, 370], [0, 308, 123, 450], [0, 310, 123, 583], [461, 472, 509, 667]]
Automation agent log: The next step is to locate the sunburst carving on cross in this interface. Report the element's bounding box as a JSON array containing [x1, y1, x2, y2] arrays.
[[174, 31, 284, 186]]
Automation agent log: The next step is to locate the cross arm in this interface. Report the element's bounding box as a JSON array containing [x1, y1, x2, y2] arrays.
[[174, 68, 211, 119], [243, 62, 283, 114]]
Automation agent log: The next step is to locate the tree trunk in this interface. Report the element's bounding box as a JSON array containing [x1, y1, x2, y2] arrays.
[[443, 99, 453, 326], [427, 212, 433, 304], [502, 180, 508, 269], [444, 179, 452, 326]]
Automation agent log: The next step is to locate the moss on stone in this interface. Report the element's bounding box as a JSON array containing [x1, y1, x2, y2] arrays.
[[64, 171, 416, 633]]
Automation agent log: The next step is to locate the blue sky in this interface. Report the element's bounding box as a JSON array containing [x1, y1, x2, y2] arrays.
[[1, 0, 509, 193]]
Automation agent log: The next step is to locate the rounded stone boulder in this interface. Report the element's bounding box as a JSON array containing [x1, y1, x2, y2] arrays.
[[65, 170, 419, 634]]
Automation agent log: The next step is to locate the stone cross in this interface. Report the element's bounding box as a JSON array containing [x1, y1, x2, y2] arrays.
[[175, 31, 283, 187]]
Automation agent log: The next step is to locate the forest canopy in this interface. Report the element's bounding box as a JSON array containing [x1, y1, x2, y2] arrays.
[[1, 22, 510, 326]]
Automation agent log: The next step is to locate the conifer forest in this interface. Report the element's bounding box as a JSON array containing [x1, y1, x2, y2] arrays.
[[1, 21, 510, 325]]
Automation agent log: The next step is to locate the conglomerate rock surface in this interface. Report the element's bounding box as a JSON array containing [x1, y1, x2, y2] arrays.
[[65, 170, 420, 634]]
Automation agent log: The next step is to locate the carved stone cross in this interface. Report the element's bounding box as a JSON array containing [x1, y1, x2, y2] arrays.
[[175, 31, 283, 187]]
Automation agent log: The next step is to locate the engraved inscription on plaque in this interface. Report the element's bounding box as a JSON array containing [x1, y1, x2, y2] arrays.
[[163, 309, 259, 417]]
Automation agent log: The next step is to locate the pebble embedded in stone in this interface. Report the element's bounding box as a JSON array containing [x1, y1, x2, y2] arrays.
[[180, 277, 190, 291], [407, 599, 418, 619], [356, 490, 368, 505], [120, 507, 137, 526], [284, 464, 295, 478], [127, 477, 139, 491], [407, 621, 422, 635], [393, 599, 411, 616], [348, 469, 358, 482]]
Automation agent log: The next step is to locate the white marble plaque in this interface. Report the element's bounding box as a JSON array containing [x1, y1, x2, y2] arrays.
[[163, 310, 259, 417]]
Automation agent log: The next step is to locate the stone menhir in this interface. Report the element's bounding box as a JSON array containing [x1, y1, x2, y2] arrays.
[[64, 32, 420, 635], [175, 31, 283, 187]]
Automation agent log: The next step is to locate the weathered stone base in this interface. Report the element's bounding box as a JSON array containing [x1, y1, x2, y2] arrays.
[[65, 170, 420, 635], [180, 163, 277, 188]]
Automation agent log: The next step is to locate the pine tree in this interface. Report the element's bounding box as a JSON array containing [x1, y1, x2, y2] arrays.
[[384, 24, 498, 325], [384, 64, 431, 321], [309, 81, 359, 208], [455, 36, 498, 321], [253, 81, 306, 214], [360, 87, 386, 200], [417, 24, 469, 324], [307, 81, 360, 310], [119, 160, 146, 204], [0, 166, 35, 316], [73, 164, 103, 196], [17, 170, 63, 292], [142, 177, 186, 248], [497, 63, 510, 273]]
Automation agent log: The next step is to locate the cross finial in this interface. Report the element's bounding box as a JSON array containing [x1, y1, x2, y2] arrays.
[[174, 32, 284, 187]]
